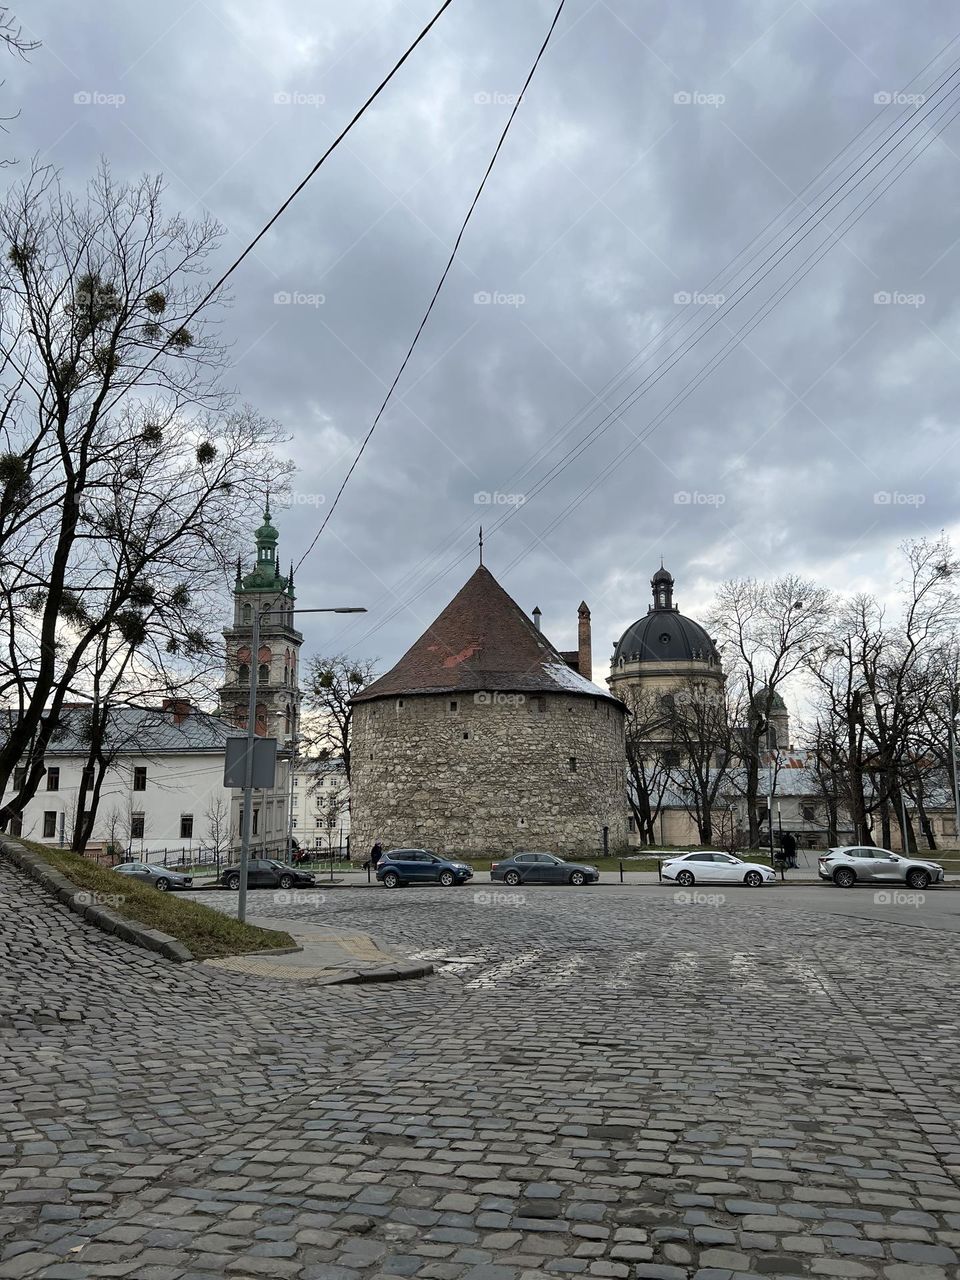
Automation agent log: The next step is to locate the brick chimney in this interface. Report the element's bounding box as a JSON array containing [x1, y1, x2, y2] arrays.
[[577, 602, 592, 680], [162, 697, 192, 726]]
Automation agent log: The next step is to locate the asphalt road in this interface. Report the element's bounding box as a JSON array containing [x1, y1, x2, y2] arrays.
[[3, 858, 960, 1280]]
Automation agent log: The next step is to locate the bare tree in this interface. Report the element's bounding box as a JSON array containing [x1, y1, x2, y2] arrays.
[[301, 655, 378, 782], [708, 575, 832, 846], [621, 686, 672, 844], [662, 678, 738, 846], [0, 162, 291, 828], [204, 794, 231, 873]]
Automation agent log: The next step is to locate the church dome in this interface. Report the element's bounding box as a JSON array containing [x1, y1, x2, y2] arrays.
[[613, 567, 720, 667]]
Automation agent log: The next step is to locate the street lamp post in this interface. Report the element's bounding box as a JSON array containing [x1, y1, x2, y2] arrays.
[[237, 604, 365, 923]]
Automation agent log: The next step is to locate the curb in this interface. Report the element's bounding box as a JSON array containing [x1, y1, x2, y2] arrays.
[[0, 837, 194, 963], [318, 960, 435, 986]]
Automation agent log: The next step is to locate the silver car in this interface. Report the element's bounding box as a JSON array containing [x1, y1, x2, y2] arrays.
[[818, 846, 944, 889], [112, 862, 193, 891]]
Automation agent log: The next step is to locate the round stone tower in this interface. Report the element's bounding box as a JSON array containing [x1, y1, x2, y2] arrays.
[[350, 565, 628, 858]]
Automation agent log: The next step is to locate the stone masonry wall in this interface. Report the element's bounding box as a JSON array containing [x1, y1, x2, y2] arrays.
[[350, 691, 628, 859]]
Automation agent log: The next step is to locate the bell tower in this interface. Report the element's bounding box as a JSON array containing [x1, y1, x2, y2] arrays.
[[220, 499, 302, 743]]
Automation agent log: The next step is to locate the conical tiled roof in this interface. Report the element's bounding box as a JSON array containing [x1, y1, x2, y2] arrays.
[[353, 565, 620, 704]]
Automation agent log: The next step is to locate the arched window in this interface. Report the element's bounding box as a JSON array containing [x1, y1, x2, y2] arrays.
[[242, 604, 252, 623], [237, 663, 250, 684], [259, 663, 270, 684], [255, 704, 267, 736], [262, 606, 271, 624], [285, 705, 291, 736]]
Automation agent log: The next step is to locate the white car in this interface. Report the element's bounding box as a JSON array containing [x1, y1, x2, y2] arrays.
[[661, 851, 776, 888]]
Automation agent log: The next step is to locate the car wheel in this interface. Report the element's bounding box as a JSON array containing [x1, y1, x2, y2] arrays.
[[382, 870, 400, 888], [744, 871, 763, 888], [906, 868, 930, 889], [439, 870, 455, 887], [225, 874, 240, 891], [154, 878, 170, 892], [833, 867, 856, 888], [279, 874, 294, 889], [675, 870, 695, 887], [504, 870, 522, 886], [569, 870, 586, 886]]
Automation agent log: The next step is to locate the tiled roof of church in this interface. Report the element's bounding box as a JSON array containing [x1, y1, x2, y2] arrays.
[[353, 565, 621, 705]]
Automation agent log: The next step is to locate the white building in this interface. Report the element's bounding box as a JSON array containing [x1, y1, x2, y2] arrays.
[[291, 756, 351, 855], [0, 699, 292, 860]]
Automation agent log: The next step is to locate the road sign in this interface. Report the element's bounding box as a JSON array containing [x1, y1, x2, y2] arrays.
[[223, 736, 277, 789]]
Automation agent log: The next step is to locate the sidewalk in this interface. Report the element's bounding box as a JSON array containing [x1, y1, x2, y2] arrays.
[[201, 916, 434, 985]]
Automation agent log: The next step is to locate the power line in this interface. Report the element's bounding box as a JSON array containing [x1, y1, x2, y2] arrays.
[[332, 34, 960, 646], [98, 0, 460, 421], [344, 36, 960, 650], [294, 0, 570, 573]]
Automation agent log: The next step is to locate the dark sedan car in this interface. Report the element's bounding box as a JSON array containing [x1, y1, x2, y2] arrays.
[[218, 859, 317, 891], [490, 851, 599, 886], [376, 849, 473, 888]]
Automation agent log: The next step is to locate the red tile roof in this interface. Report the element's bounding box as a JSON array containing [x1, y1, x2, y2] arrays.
[[353, 566, 620, 705]]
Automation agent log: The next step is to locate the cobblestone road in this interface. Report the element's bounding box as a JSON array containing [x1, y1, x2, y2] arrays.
[[2, 859, 960, 1280]]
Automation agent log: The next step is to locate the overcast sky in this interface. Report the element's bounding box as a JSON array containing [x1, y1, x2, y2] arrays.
[[9, 0, 960, 691]]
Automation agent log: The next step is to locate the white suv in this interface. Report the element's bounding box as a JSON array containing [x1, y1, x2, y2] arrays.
[[818, 846, 944, 889]]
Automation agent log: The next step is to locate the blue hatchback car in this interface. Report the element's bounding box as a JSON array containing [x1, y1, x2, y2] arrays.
[[376, 848, 473, 888]]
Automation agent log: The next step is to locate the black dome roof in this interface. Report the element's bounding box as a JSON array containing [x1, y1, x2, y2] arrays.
[[613, 566, 720, 667]]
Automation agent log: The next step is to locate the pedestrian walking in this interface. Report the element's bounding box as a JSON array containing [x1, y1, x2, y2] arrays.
[[368, 839, 383, 870]]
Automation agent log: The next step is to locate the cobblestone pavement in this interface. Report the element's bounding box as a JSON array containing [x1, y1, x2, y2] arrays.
[[2, 859, 960, 1280]]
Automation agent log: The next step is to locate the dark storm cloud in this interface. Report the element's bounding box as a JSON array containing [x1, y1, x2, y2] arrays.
[[8, 0, 960, 676]]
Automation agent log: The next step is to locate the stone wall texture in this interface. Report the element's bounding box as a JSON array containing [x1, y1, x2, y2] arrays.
[[351, 691, 628, 858]]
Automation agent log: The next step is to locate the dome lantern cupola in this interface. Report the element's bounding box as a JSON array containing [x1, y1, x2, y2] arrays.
[[650, 564, 676, 613]]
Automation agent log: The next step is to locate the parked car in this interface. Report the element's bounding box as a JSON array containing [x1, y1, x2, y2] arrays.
[[661, 851, 776, 888], [490, 852, 600, 886], [376, 849, 473, 888], [111, 862, 193, 892], [217, 859, 317, 891], [818, 846, 945, 889]]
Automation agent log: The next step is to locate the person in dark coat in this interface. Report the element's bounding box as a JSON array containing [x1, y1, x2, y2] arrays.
[[369, 840, 383, 868], [781, 831, 798, 867]]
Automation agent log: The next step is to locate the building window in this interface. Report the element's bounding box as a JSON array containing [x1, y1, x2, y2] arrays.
[[628, 816, 636, 833], [130, 812, 145, 840], [243, 604, 252, 623], [315, 817, 321, 828], [80, 765, 93, 790], [238, 663, 250, 684], [133, 766, 147, 792], [180, 814, 194, 840], [13, 766, 25, 790], [449, 700, 458, 712], [10, 812, 22, 836], [46, 767, 59, 791], [802, 805, 816, 823], [259, 663, 270, 684], [569, 757, 577, 772], [397, 698, 404, 708], [42, 811, 56, 838], [252, 808, 259, 835]]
